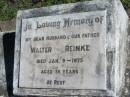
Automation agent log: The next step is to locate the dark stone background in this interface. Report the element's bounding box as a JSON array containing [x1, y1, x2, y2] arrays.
[[3, 33, 15, 97]]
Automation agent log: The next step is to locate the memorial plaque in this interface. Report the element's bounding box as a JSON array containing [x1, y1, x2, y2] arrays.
[[13, 0, 129, 96], [19, 11, 106, 89]]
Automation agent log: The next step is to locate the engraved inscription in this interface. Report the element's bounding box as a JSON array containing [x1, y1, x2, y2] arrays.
[[19, 11, 107, 90]]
